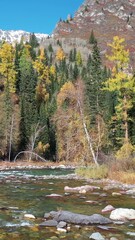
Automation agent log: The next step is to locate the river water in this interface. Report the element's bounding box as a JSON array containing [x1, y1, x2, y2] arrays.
[[0, 168, 135, 239]]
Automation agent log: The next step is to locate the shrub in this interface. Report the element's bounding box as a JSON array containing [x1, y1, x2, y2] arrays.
[[116, 142, 135, 160], [75, 164, 108, 179], [114, 142, 135, 171], [109, 171, 135, 184]]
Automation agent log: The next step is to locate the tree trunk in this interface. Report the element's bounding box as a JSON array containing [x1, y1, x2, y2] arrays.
[[8, 114, 14, 162], [77, 97, 99, 166], [123, 95, 129, 143]]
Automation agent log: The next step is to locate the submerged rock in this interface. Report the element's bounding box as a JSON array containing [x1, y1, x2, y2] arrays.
[[86, 200, 98, 204], [89, 232, 105, 240], [44, 213, 51, 219], [112, 192, 121, 196], [45, 193, 63, 198], [57, 227, 67, 232], [47, 210, 112, 225], [126, 232, 135, 236], [64, 185, 100, 193], [24, 214, 35, 219], [110, 208, 135, 221], [110, 238, 119, 240], [101, 205, 115, 213], [57, 221, 67, 228], [126, 189, 135, 195], [40, 220, 58, 227]]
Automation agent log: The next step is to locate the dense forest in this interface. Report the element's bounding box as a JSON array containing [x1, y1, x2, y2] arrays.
[[0, 33, 135, 167]]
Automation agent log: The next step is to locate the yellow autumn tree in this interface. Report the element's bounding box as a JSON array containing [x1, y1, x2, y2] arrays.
[[104, 36, 135, 145], [56, 47, 65, 61], [53, 81, 90, 163], [0, 42, 16, 93], [33, 48, 56, 102]]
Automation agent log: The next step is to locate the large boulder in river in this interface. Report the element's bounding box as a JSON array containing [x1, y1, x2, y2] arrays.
[[64, 185, 100, 193], [48, 210, 112, 225], [110, 208, 135, 221]]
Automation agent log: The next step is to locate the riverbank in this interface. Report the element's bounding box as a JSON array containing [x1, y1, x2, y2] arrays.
[[0, 160, 76, 171], [0, 160, 135, 188]]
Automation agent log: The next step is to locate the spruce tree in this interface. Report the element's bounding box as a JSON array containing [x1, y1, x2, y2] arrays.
[[19, 46, 38, 149], [89, 30, 97, 44], [85, 41, 104, 123], [29, 33, 39, 48]]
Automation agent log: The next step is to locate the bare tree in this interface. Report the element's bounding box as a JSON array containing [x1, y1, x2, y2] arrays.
[[8, 114, 14, 162], [28, 122, 46, 161], [13, 150, 47, 162], [76, 80, 99, 166]]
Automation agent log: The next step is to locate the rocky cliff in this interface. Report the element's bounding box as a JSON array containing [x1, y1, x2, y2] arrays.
[[53, 0, 135, 66]]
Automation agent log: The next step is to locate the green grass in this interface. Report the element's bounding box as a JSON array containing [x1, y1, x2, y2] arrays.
[[75, 164, 108, 179]]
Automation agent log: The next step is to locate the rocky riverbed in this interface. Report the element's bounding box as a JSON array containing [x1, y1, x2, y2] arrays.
[[1, 166, 135, 239]]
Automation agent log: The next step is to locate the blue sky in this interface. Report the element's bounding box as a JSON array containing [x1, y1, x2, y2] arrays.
[[0, 0, 83, 34]]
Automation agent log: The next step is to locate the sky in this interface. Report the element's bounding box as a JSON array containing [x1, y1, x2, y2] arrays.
[[0, 0, 84, 34]]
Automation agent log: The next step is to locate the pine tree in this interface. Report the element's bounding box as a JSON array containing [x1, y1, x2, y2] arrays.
[[104, 36, 135, 144], [84, 41, 108, 154], [28, 33, 39, 60], [85, 41, 104, 123], [48, 44, 53, 53], [73, 63, 79, 80], [19, 46, 38, 149], [89, 30, 97, 44], [29, 33, 39, 48], [69, 49, 73, 62]]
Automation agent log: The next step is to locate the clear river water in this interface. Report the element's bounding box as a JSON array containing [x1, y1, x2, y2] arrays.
[[0, 168, 135, 240]]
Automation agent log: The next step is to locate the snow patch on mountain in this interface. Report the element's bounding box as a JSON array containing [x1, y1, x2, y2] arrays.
[[0, 29, 49, 43]]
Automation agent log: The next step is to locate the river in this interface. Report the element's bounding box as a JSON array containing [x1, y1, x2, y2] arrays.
[[0, 168, 135, 239]]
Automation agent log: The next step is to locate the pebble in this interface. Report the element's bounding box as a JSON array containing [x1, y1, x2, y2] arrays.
[[57, 227, 67, 232], [24, 214, 35, 219], [101, 205, 115, 213]]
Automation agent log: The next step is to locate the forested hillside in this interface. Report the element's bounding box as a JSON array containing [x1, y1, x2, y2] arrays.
[[0, 33, 135, 167]]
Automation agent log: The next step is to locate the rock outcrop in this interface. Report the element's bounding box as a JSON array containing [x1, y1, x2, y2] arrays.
[[53, 0, 135, 67]]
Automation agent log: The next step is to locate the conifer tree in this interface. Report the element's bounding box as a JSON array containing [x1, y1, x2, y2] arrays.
[[76, 51, 83, 66], [28, 33, 39, 60], [89, 30, 97, 44], [0, 42, 16, 93], [69, 49, 73, 62], [73, 63, 79, 80], [29, 33, 39, 48], [84, 41, 107, 153], [19, 45, 38, 149], [33, 48, 50, 104], [85, 41, 104, 123], [104, 36, 135, 144], [48, 44, 53, 53], [0, 42, 17, 159]]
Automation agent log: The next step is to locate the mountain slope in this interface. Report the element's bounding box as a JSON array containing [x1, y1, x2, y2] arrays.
[[53, 0, 135, 66], [0, 29, 49, 43]]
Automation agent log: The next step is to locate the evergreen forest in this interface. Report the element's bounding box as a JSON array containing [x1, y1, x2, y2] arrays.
[[0, 33, 135, 175]]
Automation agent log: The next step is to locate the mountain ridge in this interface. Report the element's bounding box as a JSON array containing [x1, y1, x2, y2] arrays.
[[0, 29, 49, 43], [53, 0, 135, 67]]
